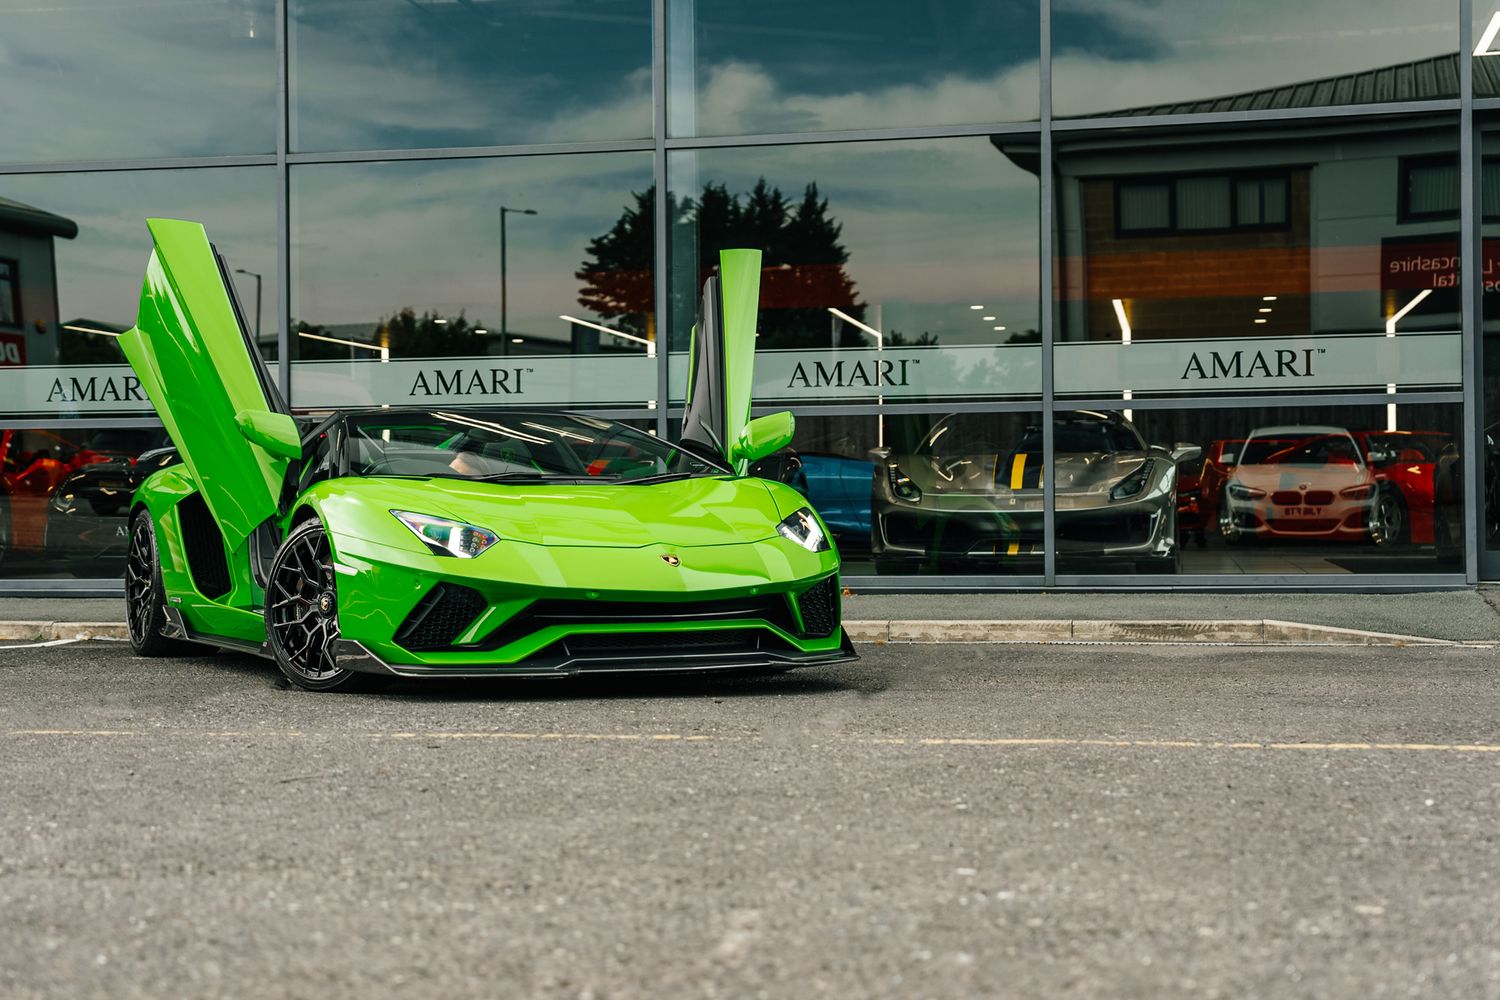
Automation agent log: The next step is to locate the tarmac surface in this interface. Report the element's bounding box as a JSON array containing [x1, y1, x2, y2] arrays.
[[6, 588, 1500, 640], [3, 639, 1499, 998]]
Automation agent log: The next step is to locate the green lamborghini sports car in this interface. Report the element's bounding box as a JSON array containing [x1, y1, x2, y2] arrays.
[[120, 218, 854, 690]]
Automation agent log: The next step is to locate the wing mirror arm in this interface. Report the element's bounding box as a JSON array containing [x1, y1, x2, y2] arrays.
[[235, 409, 303, 461], [730, 411, 796, 466]]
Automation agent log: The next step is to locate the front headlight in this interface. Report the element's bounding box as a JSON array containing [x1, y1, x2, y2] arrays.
[[1109, 459, 1154, 501], [776, 507, 830, 552], [391, 510, 499, 558], [1227, 482, 1265, 501], [886, 464, 922, 502]]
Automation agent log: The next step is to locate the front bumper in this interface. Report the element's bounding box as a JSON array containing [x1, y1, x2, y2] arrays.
[[872, 496, 1175, 565], [327, 529, 851, 672]]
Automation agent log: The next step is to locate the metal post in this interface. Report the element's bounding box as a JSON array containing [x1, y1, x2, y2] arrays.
[[499, 205, 538, 350]]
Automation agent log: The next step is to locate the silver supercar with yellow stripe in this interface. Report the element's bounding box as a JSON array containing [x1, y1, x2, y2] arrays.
[[870, 410, 1200, 574]]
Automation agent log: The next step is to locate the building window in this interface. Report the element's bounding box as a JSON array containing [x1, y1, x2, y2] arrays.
[[0, 260, 19, 328], [1399, 155, 1500, 222], [1115, 173, 1291, 236]]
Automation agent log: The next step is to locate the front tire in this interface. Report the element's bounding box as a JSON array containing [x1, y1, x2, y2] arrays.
[[265, 519, 369, 692], [125, 508, 209, 656]]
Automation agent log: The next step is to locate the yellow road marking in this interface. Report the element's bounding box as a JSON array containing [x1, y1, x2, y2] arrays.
[[5, 730, 1500, 753]]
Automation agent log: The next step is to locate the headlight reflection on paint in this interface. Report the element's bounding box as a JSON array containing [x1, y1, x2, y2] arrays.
[[391, 510, 499, 558], [776, 507, 830, 552]]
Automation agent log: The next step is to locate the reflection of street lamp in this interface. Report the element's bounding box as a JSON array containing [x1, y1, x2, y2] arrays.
[[499, 206, 538, 347], [1384, 288, 1432, 432], [829, 306, 886, 447], [298, 330, 389, 362], [233, 268, 263, 344]]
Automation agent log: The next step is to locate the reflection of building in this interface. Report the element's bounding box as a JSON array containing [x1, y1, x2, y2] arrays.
[[0, 197, 77, 368], [999, 58, 1461, 345]]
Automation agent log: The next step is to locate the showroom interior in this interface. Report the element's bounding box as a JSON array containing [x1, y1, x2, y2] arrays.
[[3, 0, 1500, 591]]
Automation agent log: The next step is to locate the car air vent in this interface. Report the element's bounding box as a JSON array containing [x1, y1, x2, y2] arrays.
[[795, 577, 838, 638], [176, 492, 231, 599], [397, 584, 488, 651]]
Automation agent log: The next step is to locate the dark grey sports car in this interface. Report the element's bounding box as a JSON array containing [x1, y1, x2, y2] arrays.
[[871, 410, 1199, 574]]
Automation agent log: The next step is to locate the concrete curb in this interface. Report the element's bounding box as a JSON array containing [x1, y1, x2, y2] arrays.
[[0, 619, 1479, 647], [0, 621, 130, 642], [845, 619, 1470, 646]]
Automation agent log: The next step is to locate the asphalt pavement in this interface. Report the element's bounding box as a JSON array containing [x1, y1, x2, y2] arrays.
[[3, 639, 1499, 999]]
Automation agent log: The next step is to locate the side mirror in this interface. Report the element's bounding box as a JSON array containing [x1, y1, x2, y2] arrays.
[[731, 410, 795, 465], [1170, 442, 1202, 463], [236, 409, 302, 461]]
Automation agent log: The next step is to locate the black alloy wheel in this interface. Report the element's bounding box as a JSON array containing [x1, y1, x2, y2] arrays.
[[125, 508, 205, 656], [266, 519, 366, 692]]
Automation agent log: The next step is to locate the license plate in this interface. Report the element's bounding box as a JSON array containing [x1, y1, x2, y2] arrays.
[[1279, 506, 1322, 517]]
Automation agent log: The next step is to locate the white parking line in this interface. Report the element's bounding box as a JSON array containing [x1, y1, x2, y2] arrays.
[[0, 638, 81, 650]]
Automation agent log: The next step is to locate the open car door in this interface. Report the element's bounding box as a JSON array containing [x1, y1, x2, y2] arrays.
[[680, 248, 762, 473], [119, 218, 298, 555]]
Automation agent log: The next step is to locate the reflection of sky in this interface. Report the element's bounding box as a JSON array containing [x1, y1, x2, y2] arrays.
[[1052, 0, 1456, 116], [671, 139, 1040, 346], [0, 167, 278, 334], [290, 153, 653, 342], [0, 0, 276, 162], [671, 0, 1039, 134], [290, 0, 652, 151]]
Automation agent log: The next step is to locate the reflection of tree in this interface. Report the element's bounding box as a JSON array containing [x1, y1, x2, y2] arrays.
[[578, 180, 865, 349], [59, 328, 126, 365]]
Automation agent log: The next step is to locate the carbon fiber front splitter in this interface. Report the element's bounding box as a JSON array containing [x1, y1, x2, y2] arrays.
[[333, 628, 858, 679]]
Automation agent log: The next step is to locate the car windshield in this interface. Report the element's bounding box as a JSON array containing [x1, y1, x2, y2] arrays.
[[1261, 435, 1363, 467], [1236, 437, 1311, 464], [344, 410, 727, 483], [1012, 417, 1143, 455]]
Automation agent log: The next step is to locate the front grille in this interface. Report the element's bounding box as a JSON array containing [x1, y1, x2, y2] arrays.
[[1304, 491, 1335, 506], [1266, 518, 1340, 533], [1271, 491, 1301, 505], [176, 493, 230, 599], [471, 594, 798, 652], [397, 583, 488, 650], [796, 577, 838, 638]]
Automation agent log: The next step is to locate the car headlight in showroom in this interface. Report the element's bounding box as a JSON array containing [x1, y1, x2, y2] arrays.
[[1110, 459, 1154, 501], [777, 508, 830, 552], [1227, 483, 1266, 501], [886, 464, 922, 502], [391, 510, 499, 558]]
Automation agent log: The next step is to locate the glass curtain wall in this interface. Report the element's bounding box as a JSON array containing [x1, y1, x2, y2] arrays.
[[0, 0, 1488, 589]]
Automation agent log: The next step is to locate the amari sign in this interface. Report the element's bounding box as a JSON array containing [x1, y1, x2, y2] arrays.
[[0, 332, 1463, 416], [1054, 332, 1460, 396]]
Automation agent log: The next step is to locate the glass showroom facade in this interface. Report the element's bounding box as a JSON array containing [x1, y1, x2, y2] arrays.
[[6, 0, 1500, 591]]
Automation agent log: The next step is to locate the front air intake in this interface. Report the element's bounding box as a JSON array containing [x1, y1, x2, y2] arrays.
[[795, 576, 838, 638], [396, 584, 487, 651]]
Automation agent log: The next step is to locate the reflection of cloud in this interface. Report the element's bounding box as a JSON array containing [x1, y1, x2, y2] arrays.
[[0, 4, 275, 161], [288, 8, 652, 151], [688, 60, 1038, 135], [291, 154, 654, 336], [1051, 0, 1454, 116]]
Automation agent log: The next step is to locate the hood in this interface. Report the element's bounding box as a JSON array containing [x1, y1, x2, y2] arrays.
[[896, 449, 1149, 496], [366, 474, 783, 548]]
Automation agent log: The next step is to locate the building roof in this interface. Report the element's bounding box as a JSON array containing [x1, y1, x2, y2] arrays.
[[1094, 52, 1465, 119], [0, 196, 78, 240]]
